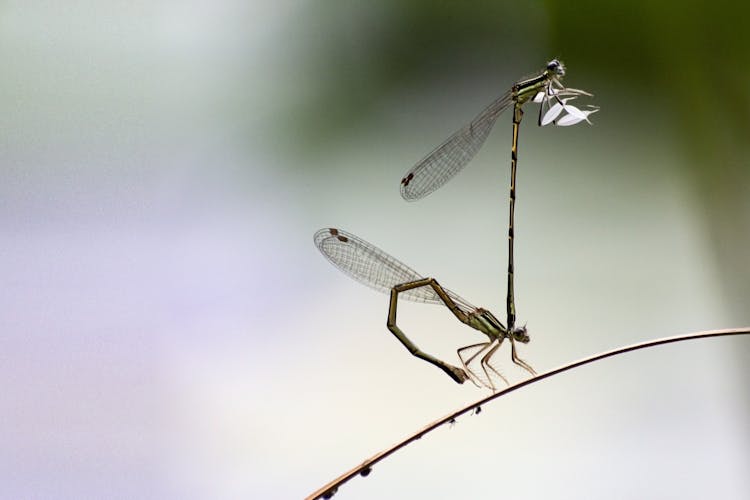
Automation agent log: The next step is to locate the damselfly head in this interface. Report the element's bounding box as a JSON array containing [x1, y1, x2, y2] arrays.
[[546, 59, 565, 78], [512, 325, 530, 343]]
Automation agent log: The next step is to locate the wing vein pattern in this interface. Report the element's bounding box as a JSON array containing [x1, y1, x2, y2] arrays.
[[401, 90, 513, 200], [315, 228, 475, 314]]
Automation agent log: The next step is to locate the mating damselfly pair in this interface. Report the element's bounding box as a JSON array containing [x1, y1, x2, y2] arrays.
[[315, 59, 597, 390]]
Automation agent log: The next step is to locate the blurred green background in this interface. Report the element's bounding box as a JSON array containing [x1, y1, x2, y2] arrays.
[[2, 2, 748, 499]]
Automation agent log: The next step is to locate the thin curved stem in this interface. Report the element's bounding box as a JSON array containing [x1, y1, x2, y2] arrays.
[[306, 327, 750, 500]]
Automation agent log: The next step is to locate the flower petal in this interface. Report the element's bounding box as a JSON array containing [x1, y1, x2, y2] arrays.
[[556, 114, 587, 126], [541, 100, 566, 126], [556, 107, 598, 126], [533, 83, 597, 126], [561, 103, 589, 120]]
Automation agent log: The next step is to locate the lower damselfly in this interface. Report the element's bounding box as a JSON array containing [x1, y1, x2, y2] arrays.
[[315, 227, 535, 390], [400, 59, 597, 331]]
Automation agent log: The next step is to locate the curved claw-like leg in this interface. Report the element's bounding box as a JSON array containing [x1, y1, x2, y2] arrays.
[[457, 341, 491, 367], [510, 337, 536, 376], [457, 341, 493, 387], [479, 341, 508, 391]]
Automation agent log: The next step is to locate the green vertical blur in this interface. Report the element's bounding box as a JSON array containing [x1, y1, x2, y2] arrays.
[[546, 0, 750, 318]]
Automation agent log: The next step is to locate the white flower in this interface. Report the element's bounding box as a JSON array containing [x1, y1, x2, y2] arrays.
[[535, 85, 597, 126]]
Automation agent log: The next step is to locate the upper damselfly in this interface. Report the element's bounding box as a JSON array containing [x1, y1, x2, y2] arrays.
[[400, 59, 597, 201], [401, 59, 597, 333]]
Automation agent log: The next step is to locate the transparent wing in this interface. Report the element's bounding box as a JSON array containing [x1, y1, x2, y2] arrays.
[[400, 90, 513, 201], [314, 228, 476, 313]]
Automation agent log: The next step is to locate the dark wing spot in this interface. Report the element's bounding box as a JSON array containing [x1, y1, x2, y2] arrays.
[[327, 228, 348, 242]]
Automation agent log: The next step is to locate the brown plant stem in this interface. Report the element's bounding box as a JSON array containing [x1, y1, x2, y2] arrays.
[[306, 327, 750, 500]]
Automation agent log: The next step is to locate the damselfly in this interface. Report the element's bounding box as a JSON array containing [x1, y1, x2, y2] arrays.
[[314, 227, 535, 390], [400, 59, 597, 331], [400, 59, 597, 201]]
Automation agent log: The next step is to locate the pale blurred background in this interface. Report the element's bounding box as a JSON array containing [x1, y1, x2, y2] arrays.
[[2, 1, 748, 499]]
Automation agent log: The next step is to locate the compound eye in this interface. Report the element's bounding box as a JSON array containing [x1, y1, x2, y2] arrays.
[[547, 59, 565, 76]]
